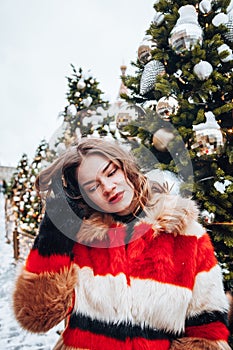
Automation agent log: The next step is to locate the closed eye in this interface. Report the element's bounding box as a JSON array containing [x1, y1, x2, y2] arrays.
[[108, 166, 118, 177], [88, 183, 100, 192]]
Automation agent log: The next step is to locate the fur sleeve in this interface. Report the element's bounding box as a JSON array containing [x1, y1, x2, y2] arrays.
[[170, 338, 231, 350], [13, 201, 79, 333], [13, 264, 77, 333]]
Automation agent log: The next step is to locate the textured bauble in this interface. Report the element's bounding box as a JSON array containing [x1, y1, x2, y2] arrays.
[[75, 91, 81, 98], [83, 96, 93, 107], [156, 96, 179, 120], [152, 10, 165, 26], [138, 35, 156, 65], [212, 13, 229, 27], [200, 210, 215, 224], [140, 60, 165, 95], [152, 128, 175, 152], [77, 80, 86, 90], [217, 43, 233, 62], [193, 61, 213, 80], [224, 13, 233, 43], [199, 0, 212, 14], [66, 104, 77, 116], [169, 5, 203, 54], [192, 111, 225, 156]]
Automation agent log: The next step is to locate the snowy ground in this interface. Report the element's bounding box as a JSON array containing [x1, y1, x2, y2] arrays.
[[0, 193, 63, 349]]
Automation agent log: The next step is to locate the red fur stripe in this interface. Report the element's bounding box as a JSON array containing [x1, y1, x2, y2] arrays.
[[26, 249, 71, 273], [185, 322, 229, 341], [73, 229, 218, 289], [196, 234, 217, 273], [62, 327, 171, 350]]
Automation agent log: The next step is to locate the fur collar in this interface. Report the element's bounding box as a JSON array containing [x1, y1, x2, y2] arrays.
[[77, 193, 200, 244]]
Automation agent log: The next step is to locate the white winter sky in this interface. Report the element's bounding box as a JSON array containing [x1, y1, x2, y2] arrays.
[[0, 0, 154, 167]]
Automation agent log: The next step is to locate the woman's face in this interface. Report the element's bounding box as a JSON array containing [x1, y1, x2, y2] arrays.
[[76, 153, 135, 215]]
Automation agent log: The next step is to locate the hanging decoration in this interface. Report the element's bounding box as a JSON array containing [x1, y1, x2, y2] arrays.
[[152, 128, 175, 152], [169, 5, 203, 54], [200, 209, 215, 224], [193, 60, 213, 80], [140, 60, 165, 95], [212, 13, 229, 27], [224, 13, 233, 43], [217, 43, 233, 62], [82, 96, 93, 107], [199, 0, 212, 14], [191, 111, 225, 157], [152, 10, 165, 26], [142, 100, 157, 110], [227, 0, 233, 13], [77, 79, 86, 90], [66, 104, 77, 116], [138, 35, 156, 65], [156, 96, 179, 120]]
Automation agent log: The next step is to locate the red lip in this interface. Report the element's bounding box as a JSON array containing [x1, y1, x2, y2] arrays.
[[109, 191, 124, 204]]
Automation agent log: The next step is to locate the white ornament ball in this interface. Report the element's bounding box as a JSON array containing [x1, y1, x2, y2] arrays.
[[193, 61, 213, 80], [156, 96, 179, 120], [67, 104, 77, 116], [217, 44, 233, 62], [140, 60, 165, 95], [212, 13, 229, 27], [75, 91, 81, 98], [152, 128, 175, 152], [199, 0, 212, 14], [83, 96, 93, 107], [77, 80, 86, 90]]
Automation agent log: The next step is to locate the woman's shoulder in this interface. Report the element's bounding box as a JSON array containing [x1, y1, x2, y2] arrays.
[[143, 190, 205, 238]]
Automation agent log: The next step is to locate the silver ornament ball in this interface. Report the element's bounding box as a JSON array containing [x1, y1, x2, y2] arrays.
[[156, 96, 179, 120], [169, 5, 203, 54]]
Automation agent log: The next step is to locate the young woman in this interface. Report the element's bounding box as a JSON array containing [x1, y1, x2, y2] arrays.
[[13, 137, 230, 350]]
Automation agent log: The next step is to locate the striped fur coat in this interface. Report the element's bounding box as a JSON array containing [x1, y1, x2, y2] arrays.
[[13, 193, 230, 350]]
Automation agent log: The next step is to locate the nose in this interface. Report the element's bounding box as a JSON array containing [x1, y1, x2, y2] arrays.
[[101, 179, 116, 196]]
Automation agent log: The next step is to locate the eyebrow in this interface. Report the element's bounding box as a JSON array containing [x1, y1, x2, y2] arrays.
[[81, 161, 112, 187]]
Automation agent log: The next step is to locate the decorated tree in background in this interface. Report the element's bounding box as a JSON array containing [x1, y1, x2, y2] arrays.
[[20, 139, 49, 234], [122, 0, 233, 289], [7, 140, 49, 235], [8, 153, 30, 229], [53, 64, 109, 151]]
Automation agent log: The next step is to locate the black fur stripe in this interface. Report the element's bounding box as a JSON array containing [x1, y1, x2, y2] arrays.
[[185, 311, 228, 327], [69, 313, 177, 341]]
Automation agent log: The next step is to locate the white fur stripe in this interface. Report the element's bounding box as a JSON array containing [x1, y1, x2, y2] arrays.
[[187, 264, 229, 317], [184, 220, 206, 238], [74, 266, 192, 333]]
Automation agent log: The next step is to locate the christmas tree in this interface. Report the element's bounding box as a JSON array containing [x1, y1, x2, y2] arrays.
[[8, 140, 49, 235], [52, 64, 109, 153], [8, 153, 30, 230], [122, 0, 233, 290]]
